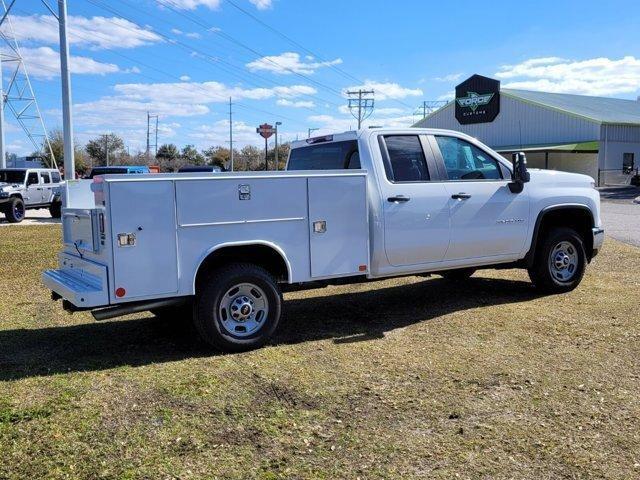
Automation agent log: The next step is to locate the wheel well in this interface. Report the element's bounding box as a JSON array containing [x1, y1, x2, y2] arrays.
[[195, 244, 290, 290], [530, 207, 594, 263]]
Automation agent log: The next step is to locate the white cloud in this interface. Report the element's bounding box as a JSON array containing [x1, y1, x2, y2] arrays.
[[246, 52, 342, 75], [344, 81, 423, 100], [435, 73, 463, 82], [180, 75, 191, 81], [158, 0, 221, 10], [6, 15, 161, 50], [9, 46, 121, 79], [249, 0, 273, 9], [496, 56, 640, 96], [112, 80, 317, 104], [277, 99, 315, 108]]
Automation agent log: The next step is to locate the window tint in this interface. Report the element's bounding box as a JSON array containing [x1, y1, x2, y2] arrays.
[[27, 172, 38, 185], [346, 151, 360, 169], [40, 172, 51, 184], [287, 140, 358, 170], [51, 171, 61, 183], [435, 136, 502, 180], [383, 135, 430, 182]]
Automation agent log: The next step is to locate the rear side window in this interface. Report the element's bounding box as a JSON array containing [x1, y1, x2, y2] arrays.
[[382, 135, 430, 182], [288, 140, 358, 170], [435, 136, 502, 180], [51, 171, 61, 183], [40, 172, 51, 184]]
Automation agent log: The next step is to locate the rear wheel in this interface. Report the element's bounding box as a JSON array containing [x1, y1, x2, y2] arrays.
[[5, 197, 25, 223], [440, 268, 476, 281], [49, 200, 62, 218], [194, 263, 282, 352], [528, 227, 586, 293]]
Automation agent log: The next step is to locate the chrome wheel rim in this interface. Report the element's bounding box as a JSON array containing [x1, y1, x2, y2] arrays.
[[548, 241, 578, 283], [218, 283, 269, 337]]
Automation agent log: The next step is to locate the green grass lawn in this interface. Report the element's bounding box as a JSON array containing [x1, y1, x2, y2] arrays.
[[0, 226, 639, 479]]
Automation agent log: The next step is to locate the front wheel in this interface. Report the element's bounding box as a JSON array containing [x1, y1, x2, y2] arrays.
[[49, 200, 62, 218], [5, 197, 25, 223], [194, 263, 282, 352], [528, 227, 586, 293]]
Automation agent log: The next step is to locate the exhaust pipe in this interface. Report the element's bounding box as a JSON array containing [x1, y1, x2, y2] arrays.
[[92, 297, 190, 321]]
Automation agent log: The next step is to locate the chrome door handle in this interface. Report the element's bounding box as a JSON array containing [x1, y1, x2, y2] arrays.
[[387, 195, 410, 203], [451, 193, 471, 200]]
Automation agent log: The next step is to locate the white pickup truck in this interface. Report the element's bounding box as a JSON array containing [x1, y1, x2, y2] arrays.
[[43, 128, 604, 351]]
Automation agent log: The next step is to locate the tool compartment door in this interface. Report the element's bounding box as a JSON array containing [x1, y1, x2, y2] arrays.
[[110, 180, 178, 301], [308, 175, 369, 278]]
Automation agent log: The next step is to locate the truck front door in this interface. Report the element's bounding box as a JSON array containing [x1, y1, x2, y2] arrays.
[[24, 171, 40, 206], [377, 134, 451, 266], [431, 135, 529, 261]]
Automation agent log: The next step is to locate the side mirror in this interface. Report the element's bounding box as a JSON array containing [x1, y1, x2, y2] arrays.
[[509, 152, 530, 193]]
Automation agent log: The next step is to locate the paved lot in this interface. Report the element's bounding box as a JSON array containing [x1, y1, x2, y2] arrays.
[[0, 208, 60, 226], [601, 200, 640, 248]]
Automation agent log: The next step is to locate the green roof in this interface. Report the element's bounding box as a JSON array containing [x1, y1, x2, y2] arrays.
[[503, 89, 640, 125]]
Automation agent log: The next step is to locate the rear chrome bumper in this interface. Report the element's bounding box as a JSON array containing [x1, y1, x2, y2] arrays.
[[592, 227, 605, 257], [42, 253, 109, 308]]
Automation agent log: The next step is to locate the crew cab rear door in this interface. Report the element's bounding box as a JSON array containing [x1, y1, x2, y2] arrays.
[[377, 134, 451, 266], [429, 134, 529, 261]]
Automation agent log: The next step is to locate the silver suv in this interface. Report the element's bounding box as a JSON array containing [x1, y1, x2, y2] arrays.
[[0, 168, 63, 223]]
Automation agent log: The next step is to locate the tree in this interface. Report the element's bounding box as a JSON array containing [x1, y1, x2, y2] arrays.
[[156, 143, 180, 172], [203, 146, 233, 170], [85, 133, 125, 166], [41, 128, 87, 175], [237, 145, 263, 171], [180, 144, 205, 166]]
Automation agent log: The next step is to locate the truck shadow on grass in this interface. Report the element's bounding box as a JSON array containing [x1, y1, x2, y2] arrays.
[[0, 276, 541, 381]]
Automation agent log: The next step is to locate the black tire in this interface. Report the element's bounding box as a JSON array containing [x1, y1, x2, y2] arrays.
[[440, 268, 476, 281], [194, 263, 282, 352], [49, 200, 62, 218], [528, 227, 586, 293], [5, 197, 25, 223]]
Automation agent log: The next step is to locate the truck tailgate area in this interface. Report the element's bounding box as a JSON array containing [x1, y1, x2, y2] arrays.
[[42, 253, 109, 308]]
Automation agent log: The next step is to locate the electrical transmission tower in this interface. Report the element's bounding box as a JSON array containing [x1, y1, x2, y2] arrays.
[[0, 0, 55, 169], [415, 100, 449, 120], [146, 112, 159, 161], [346, 89, 374, 129]]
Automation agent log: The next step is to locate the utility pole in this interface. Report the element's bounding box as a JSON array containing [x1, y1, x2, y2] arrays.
[[146, 111, 158, 161], [415, 100, 448, 120], [103, 134, 109, 166], [346, 89, 374, 129], [228, 97, 233, 171], [0, 49, 5, 168], [307, 127, 319, 138], [58, 0, 75, 186], [274, 121, 282, 171]]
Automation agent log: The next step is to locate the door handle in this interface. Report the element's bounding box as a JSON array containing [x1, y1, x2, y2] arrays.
[[451, 193, 471, 200], [387, 195, 410, 203], [36, 187, 42, 191]]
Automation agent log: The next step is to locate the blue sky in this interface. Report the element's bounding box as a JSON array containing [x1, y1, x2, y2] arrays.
[[2, 0, 639, 155]]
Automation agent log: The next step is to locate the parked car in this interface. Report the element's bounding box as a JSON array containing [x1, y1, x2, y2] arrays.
[[177, 165, 223, 173], [88, 166, 150, 178], [0, 168, 63, 223], [43, 128, 604, 352]]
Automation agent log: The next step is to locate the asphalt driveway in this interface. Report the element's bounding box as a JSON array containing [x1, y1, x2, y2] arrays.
[[599, 187, 640, 248]]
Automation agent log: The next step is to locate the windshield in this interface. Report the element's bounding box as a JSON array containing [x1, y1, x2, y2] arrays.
[[0, 170, 26, 184], [88, 167, 128, 178]]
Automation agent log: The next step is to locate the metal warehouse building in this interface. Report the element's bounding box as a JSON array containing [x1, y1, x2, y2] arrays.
[[414, 74, 640, 185]]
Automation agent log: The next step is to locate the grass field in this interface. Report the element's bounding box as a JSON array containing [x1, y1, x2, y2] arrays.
[[0, 226, 639, 479]]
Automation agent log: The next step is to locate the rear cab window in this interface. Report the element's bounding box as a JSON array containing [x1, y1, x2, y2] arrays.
[[287, 140, 359, 170]]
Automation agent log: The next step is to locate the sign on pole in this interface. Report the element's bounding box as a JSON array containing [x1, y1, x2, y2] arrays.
[[257, 123, 274, 170]]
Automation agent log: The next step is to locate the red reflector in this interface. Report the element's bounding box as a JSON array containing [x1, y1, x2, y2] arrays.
[[359, 265, 367, 272], [115, 287, 126, 298]]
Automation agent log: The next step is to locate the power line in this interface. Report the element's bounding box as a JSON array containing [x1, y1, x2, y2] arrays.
[[346, 89, 374, 129]]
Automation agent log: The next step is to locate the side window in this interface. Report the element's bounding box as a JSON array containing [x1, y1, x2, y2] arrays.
[[27, 172, 39, 186], [51, 171, 61, 183], [346, 151, 360, 169], [40, 172, 51, 184], [383, 135, 430, 182], [435, 136, 502, 181], [287, 140, 358, 170]]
